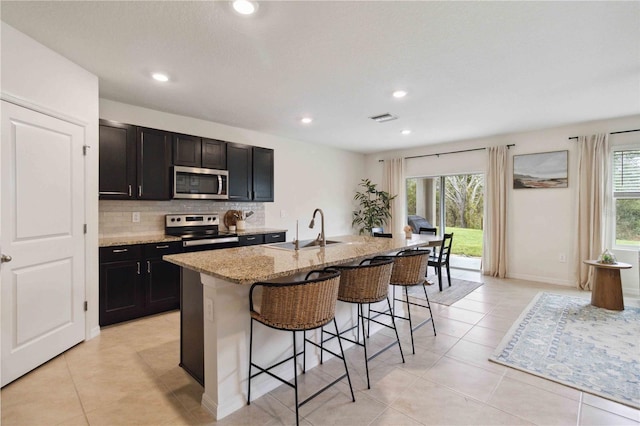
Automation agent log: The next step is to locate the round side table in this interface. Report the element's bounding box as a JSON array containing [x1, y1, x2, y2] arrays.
[[583, 260, 632, 310]]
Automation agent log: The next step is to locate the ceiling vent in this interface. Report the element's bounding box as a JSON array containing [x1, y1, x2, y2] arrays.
[[369, 113, 398, 123]]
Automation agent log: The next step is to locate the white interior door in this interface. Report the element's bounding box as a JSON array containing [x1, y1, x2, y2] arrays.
[[1, 101, 86, 386]]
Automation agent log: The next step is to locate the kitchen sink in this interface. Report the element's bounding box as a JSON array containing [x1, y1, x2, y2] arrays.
[[266, 239, 343, 251]]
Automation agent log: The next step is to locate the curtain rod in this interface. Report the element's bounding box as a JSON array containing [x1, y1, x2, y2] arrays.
[[377, 144, 515, 162], [568, 128, 640, 140]]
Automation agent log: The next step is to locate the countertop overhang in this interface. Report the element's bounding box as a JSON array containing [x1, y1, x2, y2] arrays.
[[163, 234, 440, 285]]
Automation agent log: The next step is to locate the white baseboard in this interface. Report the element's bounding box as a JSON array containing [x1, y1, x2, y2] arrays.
[[506, 273, 574, 287], [87, 326, 101, 340]]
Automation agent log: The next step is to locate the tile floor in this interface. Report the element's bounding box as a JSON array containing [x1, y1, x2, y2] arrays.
[[2, 270, 639, 425]]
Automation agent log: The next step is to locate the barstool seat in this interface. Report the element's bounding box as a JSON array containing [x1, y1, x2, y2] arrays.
[[247, 269, 354, 425]]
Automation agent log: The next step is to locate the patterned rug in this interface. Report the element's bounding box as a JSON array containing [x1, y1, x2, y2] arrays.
[[490, 292, 640, 409], [407, 278, 483, 306]]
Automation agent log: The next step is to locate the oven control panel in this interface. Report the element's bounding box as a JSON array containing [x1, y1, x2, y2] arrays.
[[165, 214, 219, 228]]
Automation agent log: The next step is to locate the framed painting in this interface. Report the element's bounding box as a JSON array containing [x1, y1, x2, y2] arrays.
[[513, 150, 568, 189]]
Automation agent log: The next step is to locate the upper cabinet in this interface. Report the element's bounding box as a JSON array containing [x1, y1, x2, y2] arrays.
[[99, 120, 136, 199], [98, 121, 172, 200], [173, 134, 226, 170], [227, 143, 274, 202], [137, 127, 172, 200]]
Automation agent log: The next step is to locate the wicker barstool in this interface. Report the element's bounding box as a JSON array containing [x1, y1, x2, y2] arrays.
[[321, 258, 404, 389], [372, 249, 437, 354], [247, 269, 355, 426]]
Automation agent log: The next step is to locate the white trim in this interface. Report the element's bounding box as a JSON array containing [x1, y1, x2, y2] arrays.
[[1, 93, 88, 127], [88, 326, 101, 340], [506, 272, 574, 287]]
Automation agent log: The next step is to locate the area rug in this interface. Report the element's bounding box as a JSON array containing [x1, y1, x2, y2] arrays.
[[490, 292, 640, 409], [407, 278, 483, 306]]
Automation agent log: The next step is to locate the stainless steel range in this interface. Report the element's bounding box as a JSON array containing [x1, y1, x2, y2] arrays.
[[165, 214, 239, 251]]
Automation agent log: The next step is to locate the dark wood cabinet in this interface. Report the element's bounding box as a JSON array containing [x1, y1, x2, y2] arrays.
[[227, 143, 274, 202], [238, 234, 265, 246], [99, 120, 136, 199], [143, 242, 183, 315], [99, 242, 182, 326], [202, 139, 226, 169], [137, 127, 173, 200], [253, 147, 274, 202], [99, 245, 144, 326], [173, 134, 201, 168], [227, 143, 253, 201], [173, 135, 226, 170]]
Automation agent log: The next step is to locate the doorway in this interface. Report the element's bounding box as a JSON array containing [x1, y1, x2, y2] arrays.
[[407, 174, 483, 271]]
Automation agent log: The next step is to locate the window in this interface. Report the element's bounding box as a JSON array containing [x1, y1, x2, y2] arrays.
[[612, 149, 640, 247]]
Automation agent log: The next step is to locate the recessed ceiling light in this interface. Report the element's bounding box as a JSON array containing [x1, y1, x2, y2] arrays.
[[152, 73, 169, 82], [393, 90, 407, 98], [232, 0, 258, 15], [301, 117, 313, 124], [401, 129, 412, 135]]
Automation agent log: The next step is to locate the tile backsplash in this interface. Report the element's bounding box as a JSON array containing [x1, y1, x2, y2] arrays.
[[99, 200, 265, 237]]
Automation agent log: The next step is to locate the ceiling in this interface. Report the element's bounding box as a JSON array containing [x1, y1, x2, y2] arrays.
[[1, 1, 639, 154]]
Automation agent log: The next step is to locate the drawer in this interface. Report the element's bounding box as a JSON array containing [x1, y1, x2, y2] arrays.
[[264, 232, 286, 243], [239, 234, 264, 246], [100, 244, 142, 262], [143, 241, 184, 258]]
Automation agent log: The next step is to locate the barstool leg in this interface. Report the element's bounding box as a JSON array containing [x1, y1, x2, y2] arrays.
[[334, 318, 355, 402], [404, 286, 416, 354], [422, 283, 437, 336], [359, 304, 371, 389], [303, 330, 307, 374], [292, 331, 300, 425], [387, 297, 405, 363], [247, 318, 254, 405]]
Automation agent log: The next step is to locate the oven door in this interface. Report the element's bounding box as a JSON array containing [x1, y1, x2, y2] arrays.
[[182, 236, 239, 252], [173, 166, 228, 200]]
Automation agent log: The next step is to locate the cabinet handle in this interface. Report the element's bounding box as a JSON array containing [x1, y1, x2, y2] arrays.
[[155, 245, 170, 249], [112, 248, 128, 253], [138, 185, 142, 197], [136, 262, 141, 275], [247, 191, 251, 199], [271, 234, 280, 238], [246, 236, 256, 241], [128, 185, 132, 197], [147, 261, 151, 273]]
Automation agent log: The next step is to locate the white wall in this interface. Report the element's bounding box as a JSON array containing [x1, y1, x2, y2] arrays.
[[99, 99, 365, 241], [1, 23, 100, 337], [365, 114, 640, 294]]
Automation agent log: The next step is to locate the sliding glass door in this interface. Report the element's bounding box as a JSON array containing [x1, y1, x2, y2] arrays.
[[407, 174, 484, 270]]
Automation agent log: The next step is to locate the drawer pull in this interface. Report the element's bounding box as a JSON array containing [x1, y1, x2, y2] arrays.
[[147, 261, 151, 273], [136, 262, 141, 275], [271, 234, 280, 238], [156, 245, 170, 249], [246, 237, 256, 241], [112, 248, 128, 253]]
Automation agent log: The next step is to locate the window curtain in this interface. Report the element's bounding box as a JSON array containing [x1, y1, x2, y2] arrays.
[[575, 133, 610, 290], [382, 158, 406, 235], [482, 145, 508, 278]]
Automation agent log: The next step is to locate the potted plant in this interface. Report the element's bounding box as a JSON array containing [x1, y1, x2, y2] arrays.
[[352, 178, 396, 235]]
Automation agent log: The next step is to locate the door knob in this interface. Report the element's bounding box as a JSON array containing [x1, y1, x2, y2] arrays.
[[1, 254, 12, 263]]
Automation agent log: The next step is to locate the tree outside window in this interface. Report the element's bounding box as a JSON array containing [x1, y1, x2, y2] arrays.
[[613, 149, 640, 247]]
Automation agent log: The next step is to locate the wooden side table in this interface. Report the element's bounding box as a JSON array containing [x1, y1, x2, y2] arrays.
[[583, 260, 632, 310]]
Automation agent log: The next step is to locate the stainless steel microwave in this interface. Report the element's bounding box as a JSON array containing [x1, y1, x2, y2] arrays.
[[173, 166, 229, 200]]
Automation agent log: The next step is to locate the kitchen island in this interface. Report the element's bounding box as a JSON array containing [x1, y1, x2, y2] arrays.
[[164, 233, 440, 420]]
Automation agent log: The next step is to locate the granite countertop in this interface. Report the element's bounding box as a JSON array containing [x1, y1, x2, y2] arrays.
[[163, 234, 440, 285], [99, 228, 288, 247]]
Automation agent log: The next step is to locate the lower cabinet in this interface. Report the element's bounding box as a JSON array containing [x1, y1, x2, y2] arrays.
[[99, 242, 183, 326]]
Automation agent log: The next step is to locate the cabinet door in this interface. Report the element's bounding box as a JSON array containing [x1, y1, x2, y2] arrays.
[[145, 258, 181, 315], [99, 260, 144, 326], [173, 134, 201, 167], [227, 142, 252, 201], [137, 127, 172, 200], [99, 120, 136, 199], [201, 138, 226, 170], [253, 147, 274, 202]]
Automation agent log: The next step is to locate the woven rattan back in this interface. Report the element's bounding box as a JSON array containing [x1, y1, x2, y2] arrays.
[[254, 271, 341, 331], [335, 259, 394, 304], [389, 250, 429, 286]]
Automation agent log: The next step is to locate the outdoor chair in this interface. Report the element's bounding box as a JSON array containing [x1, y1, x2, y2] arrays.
[[247, 269, 355, 425]]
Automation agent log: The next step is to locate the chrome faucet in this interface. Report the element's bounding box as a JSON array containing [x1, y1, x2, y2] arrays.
[[309, 208, 326, 247]]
